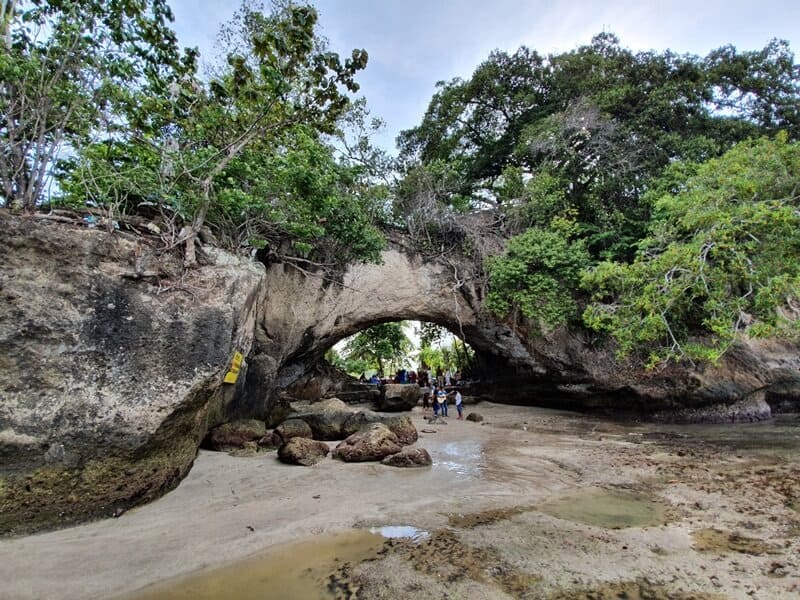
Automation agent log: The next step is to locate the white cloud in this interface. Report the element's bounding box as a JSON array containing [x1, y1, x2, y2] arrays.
[[169, 0, 800, 151]]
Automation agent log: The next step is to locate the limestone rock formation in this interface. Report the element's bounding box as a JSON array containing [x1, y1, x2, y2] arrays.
[[3, 211, 800, 534], [381, 447, 432, 468], [0, 213, 265, 535], [277, 438, 330, 466], [205, 420, 266, 451], [378, 383, 421, 411], [271, 418, 313, 446], [333, 424, 402, 462]]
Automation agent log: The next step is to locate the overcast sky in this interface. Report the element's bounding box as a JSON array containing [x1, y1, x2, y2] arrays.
[[169, 0, 800, 151]]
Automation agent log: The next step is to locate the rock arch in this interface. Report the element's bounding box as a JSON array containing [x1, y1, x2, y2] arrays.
[[238, 239, 542, 418]]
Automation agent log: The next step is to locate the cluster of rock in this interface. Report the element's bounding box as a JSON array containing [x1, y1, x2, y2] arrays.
[[204, 399, 431, 468]]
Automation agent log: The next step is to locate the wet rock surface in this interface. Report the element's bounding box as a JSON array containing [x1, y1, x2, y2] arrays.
[[3, 403, 800, 600]]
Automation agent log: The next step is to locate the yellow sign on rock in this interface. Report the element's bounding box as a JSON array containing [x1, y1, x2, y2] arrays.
[[224, 351, 244, 384]]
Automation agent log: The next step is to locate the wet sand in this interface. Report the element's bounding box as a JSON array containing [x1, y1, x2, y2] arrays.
[[1, 403, 799, 599]]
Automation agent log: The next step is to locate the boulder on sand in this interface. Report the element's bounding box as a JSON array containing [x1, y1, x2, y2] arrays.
[[333, 423, 402, 462], [271, 418, 313, 446], [277, 437, 330, 466], [205, 419, 266, 451], [293, 398, 355, 440], [342, 410, 418, 445], [381, 447, 432, 468], [377, 384, 421, 412]]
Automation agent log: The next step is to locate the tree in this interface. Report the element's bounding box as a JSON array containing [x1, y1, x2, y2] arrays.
[[582, 135, 800, 367], [57, 0, 374, 267], [0, 0, 183, 211], [486, 212, 590, 330], [397, 34, 799, 261], [341, 322, 412, 376]]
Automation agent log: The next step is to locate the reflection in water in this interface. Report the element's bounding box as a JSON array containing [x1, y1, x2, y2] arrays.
[[434, 440, 484, 477], [369, 525, 429, 542]]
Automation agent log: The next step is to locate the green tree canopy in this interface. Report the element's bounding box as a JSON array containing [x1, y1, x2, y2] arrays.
[[0, 0, 187, 211], [397, 33, 799, 260], [582, 134, 800, 367], [341, 322, 412, 376]]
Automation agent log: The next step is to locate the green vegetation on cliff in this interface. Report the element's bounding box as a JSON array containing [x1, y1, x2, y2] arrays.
[[398, 33, 800, 366], [2, 0, 386, 269]]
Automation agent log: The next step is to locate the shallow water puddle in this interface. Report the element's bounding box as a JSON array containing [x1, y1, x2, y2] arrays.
[[125, 527, 427, 600], [538, 487, 669, 529], [434, 440, 483, 477]]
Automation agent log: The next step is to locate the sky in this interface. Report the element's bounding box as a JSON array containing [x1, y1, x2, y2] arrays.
[[168, 0, 800, 151]]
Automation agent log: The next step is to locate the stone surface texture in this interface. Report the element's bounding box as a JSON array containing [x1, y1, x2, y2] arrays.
[[276, 437, 330, 466], [381, 447, 432, 468], [205, 420, 266, 451], [378, 383, 421, 411], [333, 424, 402, 462], [0, 212, 265, 534]]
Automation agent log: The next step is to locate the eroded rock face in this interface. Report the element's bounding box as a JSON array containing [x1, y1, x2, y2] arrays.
[[333, 424, 402, 462], [0, 213, 265, 535], [250, 226, 800, 421], [277, 438, 330, 466], [381, 447, 432, 468], [205, 420, 266, 451], [378, 384, 421, 412], [3, 211, 800, 534]]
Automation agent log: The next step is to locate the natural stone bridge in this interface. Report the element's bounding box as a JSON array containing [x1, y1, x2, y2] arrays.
[[1, 212, 798, 534]]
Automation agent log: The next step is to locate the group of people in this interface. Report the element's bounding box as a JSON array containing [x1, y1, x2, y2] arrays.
[[423, 385, 464, 420], [359, 367, 465, 419]]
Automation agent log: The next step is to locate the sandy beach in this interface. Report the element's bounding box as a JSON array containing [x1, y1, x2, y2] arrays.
[[2, 402, 799, 599]]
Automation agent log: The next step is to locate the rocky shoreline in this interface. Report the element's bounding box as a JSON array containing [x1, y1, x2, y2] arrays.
[[1, 402, 798, 599]]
